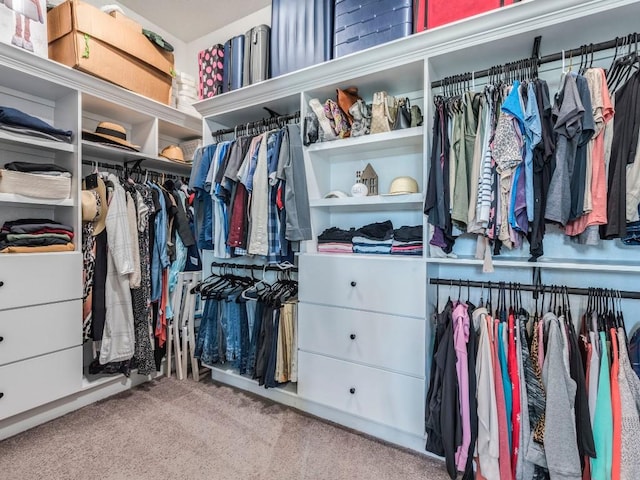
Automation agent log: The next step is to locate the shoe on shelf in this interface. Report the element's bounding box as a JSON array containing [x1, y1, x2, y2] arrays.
[[23, 40, 34, 52], [11, 35, 23, 48]]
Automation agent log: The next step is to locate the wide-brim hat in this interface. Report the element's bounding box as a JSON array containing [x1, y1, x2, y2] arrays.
[[82, 175, 108, 236], [81, 190, 98, 222], [383, 176, 419, 196], [82, 121, 140, 151], [159, 145, 185, 163]]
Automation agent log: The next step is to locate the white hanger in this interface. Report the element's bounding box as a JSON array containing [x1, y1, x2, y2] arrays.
[[241, 264, 269, 300]]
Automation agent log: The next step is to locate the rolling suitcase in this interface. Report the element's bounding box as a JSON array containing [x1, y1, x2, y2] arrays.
[[334, 0, 413, 58], [243, 24, 271, 86], [197, 44, 224, 99], [415, 0, 517, 32], [271, 0, 334, 78], [223, 35, 245, 93]]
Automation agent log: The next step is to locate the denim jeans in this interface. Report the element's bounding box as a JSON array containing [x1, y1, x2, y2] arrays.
[[222, 296, 241, 364], [246, 302, 264, 378], [194, 299, 219, 365], [195, 189, 213, 250], [238, 300, 250, 374]]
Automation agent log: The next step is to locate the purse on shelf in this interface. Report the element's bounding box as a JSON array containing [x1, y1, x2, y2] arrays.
[[370, 91, 398, 134], [308, 98, 337, 142], [324, 99, 350, 138], [411, 104, 424, 128], [349, 99, 371, 137], [303, 111, 319, 146], [337, 86, 361, 125], [393, 97, 412, 130]]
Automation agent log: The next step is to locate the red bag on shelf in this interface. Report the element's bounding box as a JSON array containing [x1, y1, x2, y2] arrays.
[[415, 0, 517, 32]]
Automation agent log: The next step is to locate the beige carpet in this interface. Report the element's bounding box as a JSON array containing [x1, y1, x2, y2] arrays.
[[0, 377, 449, 480]]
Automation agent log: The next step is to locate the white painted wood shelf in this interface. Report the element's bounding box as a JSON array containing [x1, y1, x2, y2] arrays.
[[0, 130, 75, 153], [81, 141, 193, 174], [305, 127, 424, 157], [310, 193, 422, 211], [425, 255, 640, 272]]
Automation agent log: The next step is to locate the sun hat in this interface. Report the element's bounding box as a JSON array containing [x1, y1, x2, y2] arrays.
[[384, 176, 419, 195], [159, 145, 185, 163], [82, 122, 140, 151], [323, 190, 349, 199], [81, 190, 99, 222], [82, 174, 108, 236]]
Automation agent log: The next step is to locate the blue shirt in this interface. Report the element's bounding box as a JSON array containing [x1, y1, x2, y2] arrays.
[[150, 183, 170, 302], [524, 83, 542, 222]]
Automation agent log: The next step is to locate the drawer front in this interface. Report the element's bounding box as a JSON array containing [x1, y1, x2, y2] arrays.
[[0, 300, 82, 366], [0, 346, 81, 420], [0, 253, 82, 311], [298, 351, 424, 435], [298, 303, 425, 377], [299, 255, 425, 317]]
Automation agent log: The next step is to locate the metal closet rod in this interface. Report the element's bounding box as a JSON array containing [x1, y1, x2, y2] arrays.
[[211, 109, 301, 138], [211, 261, 298, 273], [429, 278, 640, 300], [431, 32, 637, 88], [81, 160, 183, 179]]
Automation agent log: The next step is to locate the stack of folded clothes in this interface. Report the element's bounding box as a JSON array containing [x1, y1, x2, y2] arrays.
[[391, 225, 423, 255], [317, 226, 355, 253], [0, 106, 73, 143], [0, 161, 72, 199], [352, 220, 394, 255], [0, 218, 74, 253]]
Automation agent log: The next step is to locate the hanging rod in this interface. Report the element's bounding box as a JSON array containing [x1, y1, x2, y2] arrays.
[[429, 278, 640, 300], [431, 33, 635, 88], [211, 110, 301, 138], [211, 261, 298, 273]]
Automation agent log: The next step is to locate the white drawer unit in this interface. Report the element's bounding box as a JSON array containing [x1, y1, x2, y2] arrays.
[[298, 303, 425, 377], [0, 253, 82, 311], [0, 346, 81, 421], [0, 300, 82, 366], [299, 255, 426, 318], [298, 351, 424, 435]]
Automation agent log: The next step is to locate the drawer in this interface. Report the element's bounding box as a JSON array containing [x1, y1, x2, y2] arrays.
[[0, 252, 82, 310], [298, 303, 425, 377], [299, 255, 425, 317], [298, 351, 424, 435], [0, 346, 81, 420], [0, 300, 82, 366]]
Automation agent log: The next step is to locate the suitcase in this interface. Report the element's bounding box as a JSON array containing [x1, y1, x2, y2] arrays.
[[334, 0, 413, 58], [243, 24, 271, 87], [223, 35, 245, 93], [271, 0, 334, 78], [415, 0, 517, 32], [197, 44, 224, 99]]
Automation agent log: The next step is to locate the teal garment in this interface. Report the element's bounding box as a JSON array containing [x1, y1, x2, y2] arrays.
[[165, 234, 187, 320], [591, 331, 613, 480], [498, 322, 513, 451]]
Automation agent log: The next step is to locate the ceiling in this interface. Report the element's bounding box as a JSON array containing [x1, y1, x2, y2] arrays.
[[119, 0, 271, 43]]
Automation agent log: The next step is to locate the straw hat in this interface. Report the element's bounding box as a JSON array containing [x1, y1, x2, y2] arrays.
[[82, 121, 140, 151], [159, 145, 185, 163], [82, 175, 108, 236], [81, 190, 99, 222], [384, 176, 419, 195]]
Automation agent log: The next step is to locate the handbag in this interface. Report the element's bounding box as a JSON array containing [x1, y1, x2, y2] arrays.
[[324, 99, 350, 138], [303, 111, 319, 146], [308, 98, 337, 142], [349, 99, 371, 137], [337, 86, 361, 125], [411, 105, 424, 127], [370, 92, 398, 134], [393, 97, 412, 130]]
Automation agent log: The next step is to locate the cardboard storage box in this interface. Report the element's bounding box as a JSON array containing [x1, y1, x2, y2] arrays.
[[47, 0, 174, 104], [0, 0, 48, 57], [108, 10, 142, 34]]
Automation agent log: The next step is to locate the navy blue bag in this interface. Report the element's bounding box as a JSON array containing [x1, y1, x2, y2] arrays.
[[223, 35, 245, 93]]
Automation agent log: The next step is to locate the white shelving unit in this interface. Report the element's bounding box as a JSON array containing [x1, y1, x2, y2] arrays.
[[0, 130, 76, 153], [0, 193, 75, 207]]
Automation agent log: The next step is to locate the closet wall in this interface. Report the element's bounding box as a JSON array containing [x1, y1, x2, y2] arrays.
[[194, 0, 640, 453]]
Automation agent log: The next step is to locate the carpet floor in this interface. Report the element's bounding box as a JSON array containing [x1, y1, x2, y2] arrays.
[[0, 377, 449, 480]]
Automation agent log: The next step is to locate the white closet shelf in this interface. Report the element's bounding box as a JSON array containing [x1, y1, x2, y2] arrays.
[[425, 255, 640, 272], [0, 130, 75, 153], [82, 141, 193, 174], [302, 252, 422, 262], [0, 193, 73, 207], [205, 364, 298, 396], [305, 127, 423, 157], [310, 193, 423, 211]]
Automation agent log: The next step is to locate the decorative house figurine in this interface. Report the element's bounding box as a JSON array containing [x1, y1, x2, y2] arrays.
[[361, 163, 378, 196]]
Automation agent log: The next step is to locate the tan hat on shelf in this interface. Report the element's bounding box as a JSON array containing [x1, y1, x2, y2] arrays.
[[384, 176, 419, 195], [159, 145, 185, 163], [82, 174, 108, 236], [82, 121, 140, 151]]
